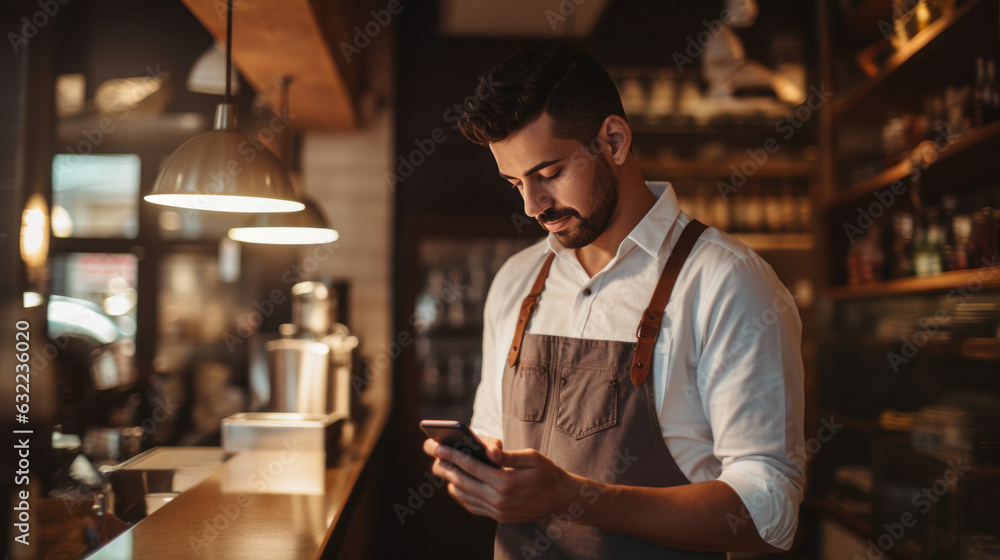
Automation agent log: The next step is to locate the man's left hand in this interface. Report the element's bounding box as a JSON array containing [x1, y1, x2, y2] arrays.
[[423, 437, 584, 523]]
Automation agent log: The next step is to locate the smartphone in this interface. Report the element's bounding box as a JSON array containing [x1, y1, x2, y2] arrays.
[[420, 420, 500, 468]]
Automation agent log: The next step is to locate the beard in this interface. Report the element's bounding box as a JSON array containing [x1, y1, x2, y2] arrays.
[[539, 156, 619, 249]]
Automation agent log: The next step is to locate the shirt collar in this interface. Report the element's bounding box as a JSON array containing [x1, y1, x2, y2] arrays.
[[545, 181, 681, 259]]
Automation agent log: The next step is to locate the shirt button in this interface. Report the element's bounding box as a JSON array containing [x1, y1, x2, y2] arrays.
[[583, 288, 592, 296]]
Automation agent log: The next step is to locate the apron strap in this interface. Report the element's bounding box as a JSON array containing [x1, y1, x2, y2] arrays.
[[507, 252, 556, 368], [631, 219, 707, 386]]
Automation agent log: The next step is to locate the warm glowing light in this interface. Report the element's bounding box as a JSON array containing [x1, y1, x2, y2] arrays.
[[145, 194, 304, 213], [51, 205, 74, 237], [227, 227, 340, 245], [20, 195, 49, 267], [104, 288, 137, 316], [23, 292, 44, 308]]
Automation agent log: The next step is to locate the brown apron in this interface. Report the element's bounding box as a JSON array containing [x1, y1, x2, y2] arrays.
[[496, 219, 726, 559]]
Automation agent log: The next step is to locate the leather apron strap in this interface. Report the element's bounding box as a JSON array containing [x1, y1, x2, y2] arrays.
[[506, 252, 556, 368], [630, 219, 707, 386], [505, 218, 707, 379]]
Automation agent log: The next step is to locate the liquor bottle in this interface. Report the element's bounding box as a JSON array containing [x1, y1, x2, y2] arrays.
[[764, 183, 784, 232], [890, 211, 914, 278], [971, 57, 987, 129], [745, 184, 765, 233], [940, 195, 957, 271], [985, 58, 999, 124]]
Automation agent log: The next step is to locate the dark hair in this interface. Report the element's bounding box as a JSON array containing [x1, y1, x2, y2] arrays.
[[458, 39, 626, 148]]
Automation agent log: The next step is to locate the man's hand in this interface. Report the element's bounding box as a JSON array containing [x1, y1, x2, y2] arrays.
[[422, 434, 584, 523]]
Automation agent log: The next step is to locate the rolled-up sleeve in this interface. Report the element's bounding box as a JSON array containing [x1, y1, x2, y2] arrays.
[[697, 255, 806, 550]]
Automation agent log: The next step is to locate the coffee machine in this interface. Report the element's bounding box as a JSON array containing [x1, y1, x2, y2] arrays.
[[222, 281, 359, 453]]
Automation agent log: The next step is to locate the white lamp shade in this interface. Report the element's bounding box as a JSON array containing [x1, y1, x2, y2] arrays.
[[228, 198, 339, 244], [146, 104, 303, 213]]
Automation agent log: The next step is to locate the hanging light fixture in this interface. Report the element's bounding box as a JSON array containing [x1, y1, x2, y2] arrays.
[[145, 0, 302, 213], [228, 77, 339, 245], [228, 198, 339, 244]]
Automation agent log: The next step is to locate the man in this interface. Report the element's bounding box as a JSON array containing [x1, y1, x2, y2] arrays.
[[423, 39, 805, 558]]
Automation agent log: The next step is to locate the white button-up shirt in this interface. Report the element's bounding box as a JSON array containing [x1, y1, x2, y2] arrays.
[[471, 182, 806, 550]]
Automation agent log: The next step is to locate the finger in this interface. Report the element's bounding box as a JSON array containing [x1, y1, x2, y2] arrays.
[[492, 448, 544, 469], [438, 444, 508, 487], [447, 483, 496, 519], [422, 438, 440, 457]]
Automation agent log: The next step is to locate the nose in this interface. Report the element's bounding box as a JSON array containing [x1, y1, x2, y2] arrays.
[[521, 178, 553, 220]]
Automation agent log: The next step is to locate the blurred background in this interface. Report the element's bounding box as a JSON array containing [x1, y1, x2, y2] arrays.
[[1, 0, 999, 558]]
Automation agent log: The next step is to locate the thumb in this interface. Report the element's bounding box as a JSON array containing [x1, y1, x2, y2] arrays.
[[492, 447, 542, 469]]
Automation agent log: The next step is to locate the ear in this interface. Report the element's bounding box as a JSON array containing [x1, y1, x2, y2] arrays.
[[597, 115, 632, 166]]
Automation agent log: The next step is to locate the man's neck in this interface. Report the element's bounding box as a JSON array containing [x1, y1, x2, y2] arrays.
[[574, 171, 657, 277]]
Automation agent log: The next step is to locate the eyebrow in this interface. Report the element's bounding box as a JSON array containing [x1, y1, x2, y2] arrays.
[[498, 158, 563, 181]]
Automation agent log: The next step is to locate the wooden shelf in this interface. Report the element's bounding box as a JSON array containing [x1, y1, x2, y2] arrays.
[[823, 333, 1000, 361], [732, 232, 814, 251], [637, 158, 817, 179], [825, 159, 911, 209], [825, 119, 1000, 209], [630, 122, 803, 136], [834, 0, 994, 118], [824, 267, 1000, 299]]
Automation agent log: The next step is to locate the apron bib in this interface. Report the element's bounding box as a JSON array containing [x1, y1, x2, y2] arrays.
[[496, 220, 725, 560]]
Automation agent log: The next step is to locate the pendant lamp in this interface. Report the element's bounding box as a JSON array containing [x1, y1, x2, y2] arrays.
[[145, 0, 302, 213], [228, 197, 339, 244], [228, 77, 339, 245]]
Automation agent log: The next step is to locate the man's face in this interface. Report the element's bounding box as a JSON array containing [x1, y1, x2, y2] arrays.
[[490, 113, 619, 249]]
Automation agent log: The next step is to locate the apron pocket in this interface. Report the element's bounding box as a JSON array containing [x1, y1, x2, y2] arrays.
[[555, 372, 618, 439], [511, 364, 548, 422]]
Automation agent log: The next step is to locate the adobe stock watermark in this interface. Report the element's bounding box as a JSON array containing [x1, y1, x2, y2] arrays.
[[716, 83, 833, 200], [57, 65, 171, 170], [394, 430, 491, 524], [886, 255, 1000, 372], [671, 5, 742, 72], [350, 275, 466, 394], [843, 126, 958, 244], [384, 74, 498, 192], [339, 0, 414, 63], [222, 240, 337, 354], [188, 437, 306, 556], [876, 0, 920, 41], [853, 459, 970, 560], [7, 0, 71, 53], [521, 449, 639, 559], [545, 0, 587, 31], [726, 416, 842, 533]]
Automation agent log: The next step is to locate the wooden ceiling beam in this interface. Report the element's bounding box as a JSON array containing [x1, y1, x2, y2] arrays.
[[180, 0, 360, 131]]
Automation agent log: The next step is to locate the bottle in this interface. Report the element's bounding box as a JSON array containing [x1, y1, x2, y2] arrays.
[[985, 58, 999, 124], [764, 183, 784, 232], [941, 195, 959, 271], [971, 57, 987, 129], [780, 183, 797, 232], [447, 355, 465, 401], [891, 211, 915, 278], [745, 184, 765, 233], [422, 357, 441, 403]]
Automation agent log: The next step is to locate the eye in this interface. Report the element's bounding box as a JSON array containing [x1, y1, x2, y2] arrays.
[[540, 169, 562, 183]]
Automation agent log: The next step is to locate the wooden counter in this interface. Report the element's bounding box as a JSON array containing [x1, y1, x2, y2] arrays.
[[87, 380, 390, 560]]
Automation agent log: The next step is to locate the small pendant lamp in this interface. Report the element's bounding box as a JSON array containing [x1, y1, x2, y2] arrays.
[[145, 0, 302, 213], [228, 77, 339, 245]]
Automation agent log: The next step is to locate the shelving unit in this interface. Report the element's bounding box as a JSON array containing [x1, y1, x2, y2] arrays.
[[834, 0, 999, 119], [824, 267, 1000, 298], [813, 1, 1000, 556]]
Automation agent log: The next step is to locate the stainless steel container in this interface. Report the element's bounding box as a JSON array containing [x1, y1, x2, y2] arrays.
[[265, 336, 330, 414]]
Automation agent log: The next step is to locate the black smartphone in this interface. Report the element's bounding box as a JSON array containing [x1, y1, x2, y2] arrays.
[[420, 420, 500, 468]]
